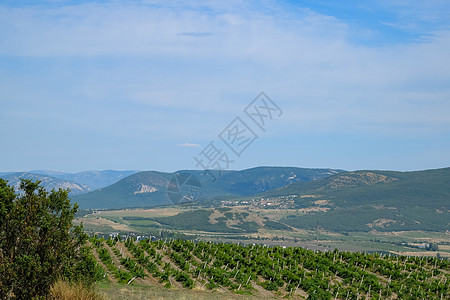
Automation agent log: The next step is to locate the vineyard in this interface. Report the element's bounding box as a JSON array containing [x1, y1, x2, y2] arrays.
[[89, 237, 450, 299]]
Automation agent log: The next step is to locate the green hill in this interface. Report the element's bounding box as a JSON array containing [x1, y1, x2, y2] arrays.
[[257, 168, 450, 232], [72, 171, 174, 209], [72, 167, 342, 209]]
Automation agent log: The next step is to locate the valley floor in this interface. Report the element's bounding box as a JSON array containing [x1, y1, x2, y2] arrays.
[[77, 206, 450, 257]]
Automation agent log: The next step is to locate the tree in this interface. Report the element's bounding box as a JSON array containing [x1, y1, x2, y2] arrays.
[[0, 179, 100, 299]]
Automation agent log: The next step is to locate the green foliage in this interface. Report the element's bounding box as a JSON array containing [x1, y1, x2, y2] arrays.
[[0, 179, 102, 299], [264, 220, 292, 231], [153, 210, 259, 233], [282, 206, 450, 232], [175, 271, 194, 288], [87, 237, 450, 299], [94, 240, 133, 284]]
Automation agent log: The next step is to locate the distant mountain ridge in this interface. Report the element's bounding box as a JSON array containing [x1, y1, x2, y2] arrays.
[[0, 170, 140, 196], [29, 169, 140, 190], [72, 167, 344, 209], [0, 172, 90, 195]]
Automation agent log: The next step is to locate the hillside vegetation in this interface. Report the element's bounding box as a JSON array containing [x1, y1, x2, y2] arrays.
[[257, 168, 450, 232], [91, 237, 450, 299]]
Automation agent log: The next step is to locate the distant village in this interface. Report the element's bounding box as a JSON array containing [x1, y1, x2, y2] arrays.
[[220, 195, 298, 209]]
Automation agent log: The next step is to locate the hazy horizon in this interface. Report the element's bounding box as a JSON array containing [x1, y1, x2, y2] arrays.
[[2, 164, 450, 175]]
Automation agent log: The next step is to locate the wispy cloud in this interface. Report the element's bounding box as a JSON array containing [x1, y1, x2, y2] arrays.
[[178, 143, 200, 147], [178, 32, 214, 37], [0, 0, 449, 171], [374, 0, 450, 34]]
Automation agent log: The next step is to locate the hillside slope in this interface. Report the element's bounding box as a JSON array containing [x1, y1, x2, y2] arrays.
[[73, 167, 342, 209], [259, 168, 450, 232]]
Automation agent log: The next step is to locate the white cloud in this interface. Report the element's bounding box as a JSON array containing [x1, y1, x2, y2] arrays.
[[178, 143, 200, 147], [0, 1, 347, 57], [0, 0, 449, 172]]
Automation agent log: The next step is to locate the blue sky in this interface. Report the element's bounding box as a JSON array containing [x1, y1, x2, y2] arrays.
[[1, 0, 449, 173]]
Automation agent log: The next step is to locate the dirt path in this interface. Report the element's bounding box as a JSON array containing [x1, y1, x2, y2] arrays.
[[114, 242, 162, 287], [250, 280, 276, 299], [91, 246, 117, 283], [148, 245, 185, 289], [102, 242, 124, 270]]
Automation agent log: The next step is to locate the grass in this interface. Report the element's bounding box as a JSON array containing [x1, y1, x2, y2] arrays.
[[48, 280, 105, 300], [97, 281, 257, 300], [102, 216, 123, 223]]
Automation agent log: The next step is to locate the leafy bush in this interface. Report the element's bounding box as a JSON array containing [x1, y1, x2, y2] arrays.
[[0, 179, 102, 299]]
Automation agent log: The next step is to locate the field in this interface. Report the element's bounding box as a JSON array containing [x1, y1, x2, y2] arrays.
[[89, 237, 450, 299], [76, 207, 450, 257]]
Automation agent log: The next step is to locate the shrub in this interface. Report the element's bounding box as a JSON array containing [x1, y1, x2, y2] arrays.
[[0, 179, 102, 299]]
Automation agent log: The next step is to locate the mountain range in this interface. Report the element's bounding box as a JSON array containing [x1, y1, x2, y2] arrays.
[[29, 169, 140, 190], [0, 172, 90, 195], [0, 170, 139, 195], [72, 167, 343, 209], [2, 166, 449, 232]]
